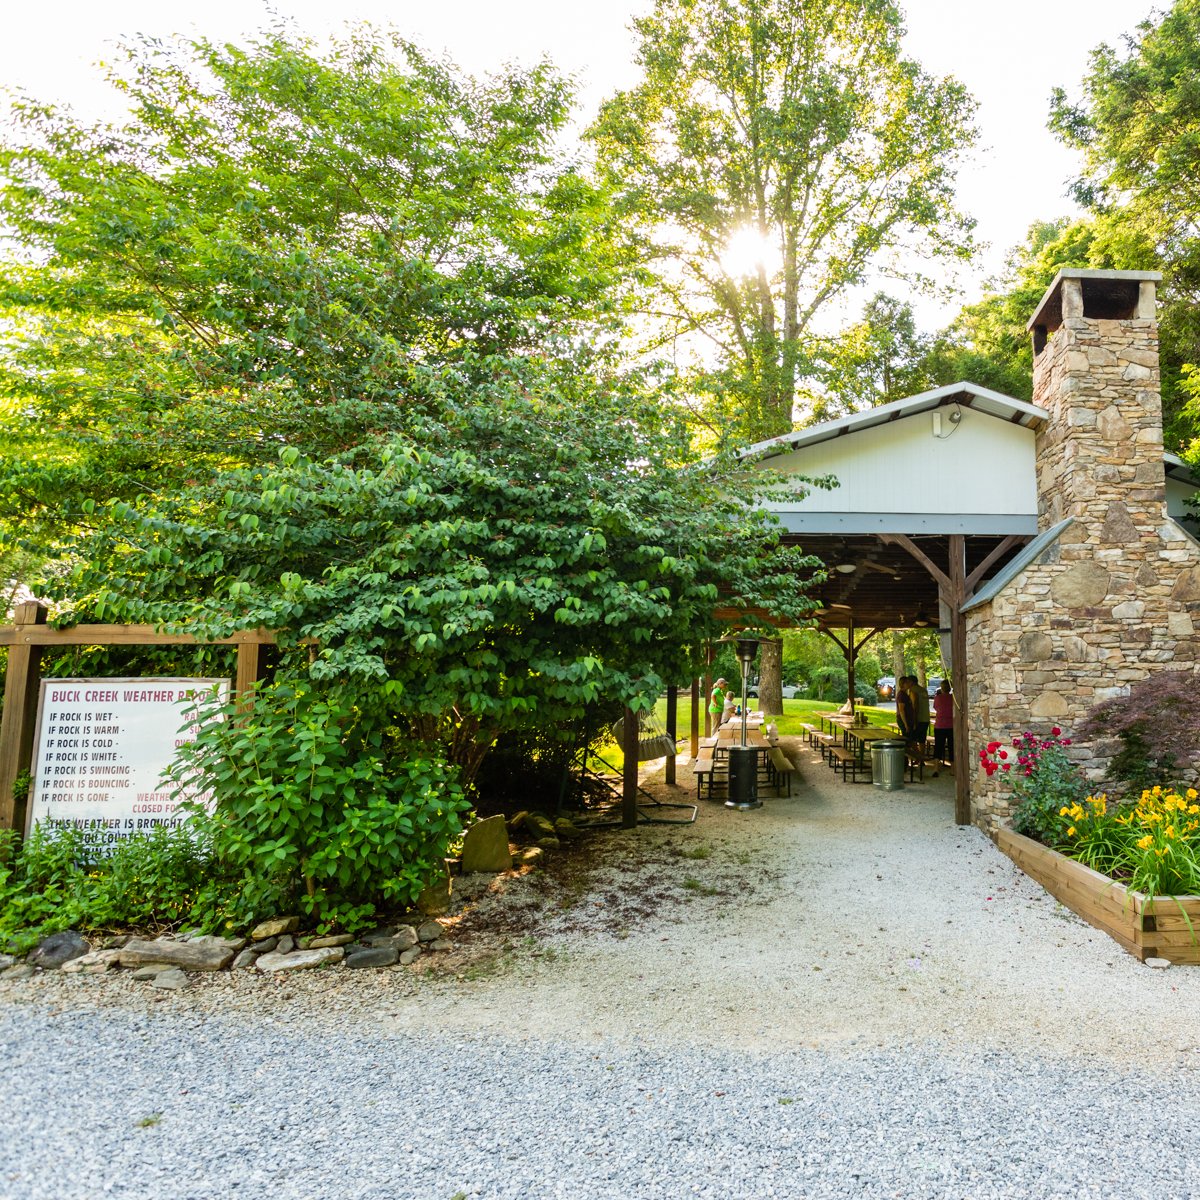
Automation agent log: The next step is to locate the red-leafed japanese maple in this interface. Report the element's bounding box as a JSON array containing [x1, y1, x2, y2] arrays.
[[1077, 673, 1200, 791]]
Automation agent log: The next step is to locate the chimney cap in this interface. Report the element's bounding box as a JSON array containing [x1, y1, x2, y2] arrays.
[[1027, 268, 1162, 333]]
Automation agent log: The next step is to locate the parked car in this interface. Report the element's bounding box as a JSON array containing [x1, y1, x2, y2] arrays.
[[745, 683, 801, 699], [927, 676, 946, 698], [876, 675, 896, 700]]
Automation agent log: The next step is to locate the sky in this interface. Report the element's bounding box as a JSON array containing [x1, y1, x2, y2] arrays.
[[0, 0, 1163, 329]]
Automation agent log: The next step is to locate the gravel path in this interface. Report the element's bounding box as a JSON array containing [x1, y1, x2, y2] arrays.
[[4, 737, 1200, 1198]]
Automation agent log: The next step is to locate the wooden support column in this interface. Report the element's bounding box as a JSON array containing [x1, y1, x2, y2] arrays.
[[881, 533, 970, 825], [0, 602, 48, 833], [703, 644, 714, 738], [948, 535, 970, 826], [846, 615, 856, 703], [690, 677, 700, 759], [622, 705, 639, 829], [665, 685, 678, 786]]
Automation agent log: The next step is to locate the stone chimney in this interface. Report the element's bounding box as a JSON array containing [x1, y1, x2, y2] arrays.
[[1027, 268, 1164, 540]]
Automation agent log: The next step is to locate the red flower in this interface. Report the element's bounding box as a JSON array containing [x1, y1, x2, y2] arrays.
[[1051, 727, 1061, 737], [986, 741, 1001, 754], [1001, 763, 1011, 772]]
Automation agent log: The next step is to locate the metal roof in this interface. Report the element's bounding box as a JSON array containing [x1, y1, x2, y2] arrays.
[[740, 382, 1048, 461]]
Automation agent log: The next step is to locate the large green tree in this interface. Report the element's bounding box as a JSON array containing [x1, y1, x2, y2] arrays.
[[0, 26, 627, 553], [588, 0, 978, 447], [588, 0, 976, 712], [52, 356, 824, 782], [1049, 0, 1200, 449]]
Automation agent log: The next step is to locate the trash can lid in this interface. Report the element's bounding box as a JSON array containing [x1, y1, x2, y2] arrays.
[[872, 739, 908, 748]]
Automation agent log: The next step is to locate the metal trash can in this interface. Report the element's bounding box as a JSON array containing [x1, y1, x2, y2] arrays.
[[870, 740, 907, 791], [725, 745, 762, 809]]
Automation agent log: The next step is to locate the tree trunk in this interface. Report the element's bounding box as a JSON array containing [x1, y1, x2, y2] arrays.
[[758, 637, 784, 716], [891, 633, 906, 680]]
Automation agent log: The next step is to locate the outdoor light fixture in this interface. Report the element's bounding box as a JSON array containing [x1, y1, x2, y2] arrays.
[[913, 611, 932, 627], [834, 563, 857, 574], [728, 636, 762, 811]]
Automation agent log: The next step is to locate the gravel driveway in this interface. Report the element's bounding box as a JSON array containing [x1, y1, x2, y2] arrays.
[[4, 737, 1200, 1198]]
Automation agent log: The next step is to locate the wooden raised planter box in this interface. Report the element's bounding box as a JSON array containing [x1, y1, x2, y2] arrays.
[[994, 824, 1200, 964]]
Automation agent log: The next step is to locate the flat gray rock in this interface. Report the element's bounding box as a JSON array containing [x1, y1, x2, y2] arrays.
[[255, 947, 344, 973], [150, 968, 188, 990], [2, 964, 34, 981], [120, 936, 240, 972], [231, 949, 259, 970], [1145, 957, 1172, 969], [307, 934, 354, 949], [416, 920, 444, 943], [0, 953, 16, 970], [131, 966, 171, 981], [60, 949, 121, 974], [344, 946, 399, 969], [398, 947, 421, 965], [392, 926, 419, 951], [29, 931, 89, 970]]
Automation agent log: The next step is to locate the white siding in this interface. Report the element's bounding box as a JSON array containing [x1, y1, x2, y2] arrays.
[[757, 407, 1037, 516], [1167, 475, 1198, 523]]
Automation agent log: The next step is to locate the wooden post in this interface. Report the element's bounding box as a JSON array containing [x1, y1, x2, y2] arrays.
[[846, 614, 856, 705], [664, 685, 678, 786], [234, 641, 261, 700], [948, 535, 970, 826], [690, 677, 700, 759], [703, 644, 714, 738], [622, 705, 639, 829], [0, 602, 48, 833]]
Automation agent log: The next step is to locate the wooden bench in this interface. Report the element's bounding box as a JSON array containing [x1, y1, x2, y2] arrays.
[[767, 746, 797, 796], [828, 744, 868, 782], [811, 731, 837, 761], [693, 746, 715, 799], [799, 723, 820, 747]]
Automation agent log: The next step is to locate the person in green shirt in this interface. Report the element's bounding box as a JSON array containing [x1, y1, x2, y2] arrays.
[[708, 678, 729, 730]]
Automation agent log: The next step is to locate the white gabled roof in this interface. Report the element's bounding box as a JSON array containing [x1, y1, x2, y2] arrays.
[[740, 382, 1049, 460]]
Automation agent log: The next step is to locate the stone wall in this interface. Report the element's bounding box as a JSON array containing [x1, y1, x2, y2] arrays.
[[967, 272, 1200, 827]]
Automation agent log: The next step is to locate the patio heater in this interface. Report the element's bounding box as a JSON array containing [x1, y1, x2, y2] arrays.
[[726, 636, 762, 810]]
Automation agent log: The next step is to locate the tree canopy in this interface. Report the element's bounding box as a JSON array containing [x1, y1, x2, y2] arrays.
[[588, 0, 978, 446], [0, 26, 627, 550]]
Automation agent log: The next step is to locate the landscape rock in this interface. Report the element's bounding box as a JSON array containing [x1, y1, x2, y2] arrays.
[[416, 920, 444, 943], [0, 953, 15, 970], [29, 930, 90, 970], [131, 966, 171, 980], [276, 935, 295, 955], [429, 938, 452, 952], [308, 934, 354, 950], [514, 847, 545, 869], [554, 817, 582, 841], [250, 937, 279, 954], [398, 947, 421, 965], [522, 812, 557, 840], [392, 926, 419, 951], [2, 964, 35, 981], [231, 949, 260, 970], [119, 935, 240, 972], [255, 947, 345, 973], [1146, 957, 1172, 970], [535, 837, 561, 852], [248, 916, 299, 941], [151, 968, 189, 990], [60, 949, 121, 975], [416, 868, 452, 915], [345, 946, 399, 969], [461, 815, 513, 873]]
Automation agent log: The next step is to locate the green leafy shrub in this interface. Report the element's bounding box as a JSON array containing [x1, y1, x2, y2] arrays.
[[173, 680, 469, 933], [0, 823, 208, 954]]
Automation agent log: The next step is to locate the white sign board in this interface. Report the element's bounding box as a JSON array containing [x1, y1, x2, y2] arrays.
[[27, 677, 230, 846]]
